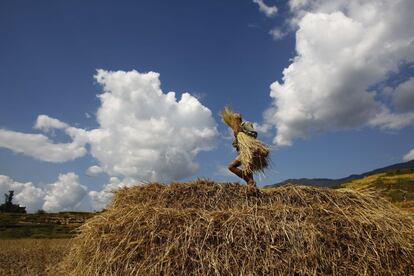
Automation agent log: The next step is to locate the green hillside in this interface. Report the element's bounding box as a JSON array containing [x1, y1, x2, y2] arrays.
[[0, 212, 95, 239], [335, 169, 414, 214], [264, 160, 414, 188]]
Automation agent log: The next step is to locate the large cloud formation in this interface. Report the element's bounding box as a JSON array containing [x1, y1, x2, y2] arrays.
[[265, 0, 414, 146], [88, 70, 217, 182], [0, 70, 217, 182], [84, 70, 218, 209], [0, 70, 218, 211]]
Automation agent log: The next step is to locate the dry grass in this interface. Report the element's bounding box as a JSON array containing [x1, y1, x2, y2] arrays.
[[0, 239, 71, 276], [61, 179, 414, 275], [220, 106, 239, 131], [237, 132, 270, 174]]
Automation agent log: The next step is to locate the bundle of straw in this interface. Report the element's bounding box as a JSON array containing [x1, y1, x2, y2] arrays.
[[237, 132, 269, 174], [220, 106, 239, 131]]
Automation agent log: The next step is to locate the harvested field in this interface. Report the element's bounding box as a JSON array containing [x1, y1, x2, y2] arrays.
[[0, 239, 71, 276], [61, 180, 414, 275]]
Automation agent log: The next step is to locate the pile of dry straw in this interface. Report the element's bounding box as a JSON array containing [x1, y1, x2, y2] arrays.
[[220, 106, 270, 174], [61, 180, 414, 275]]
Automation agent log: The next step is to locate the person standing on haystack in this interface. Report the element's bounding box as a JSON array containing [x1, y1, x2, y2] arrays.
[[221, 107, 270, 189]]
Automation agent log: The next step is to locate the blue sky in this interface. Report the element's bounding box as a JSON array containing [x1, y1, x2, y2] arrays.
[[1, 0, 413, 212]]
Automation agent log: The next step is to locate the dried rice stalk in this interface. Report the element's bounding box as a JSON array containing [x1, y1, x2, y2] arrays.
[[220, 106, 239, 131], [60, 180, 414, 276], [237, 132, 270, 174]]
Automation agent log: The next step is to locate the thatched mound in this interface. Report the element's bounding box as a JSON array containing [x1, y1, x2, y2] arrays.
[[61, 180, 414, 275]]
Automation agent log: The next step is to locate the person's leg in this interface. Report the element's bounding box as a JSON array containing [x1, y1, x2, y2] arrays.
[[228, 159, 244, 179], [245, 172, 256, 188], [228, 160, 256, 187]]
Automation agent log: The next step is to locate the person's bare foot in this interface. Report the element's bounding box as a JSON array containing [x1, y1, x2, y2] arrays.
[[247, 180, 257, 191]]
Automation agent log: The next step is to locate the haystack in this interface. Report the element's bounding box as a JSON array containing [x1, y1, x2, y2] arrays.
[[61, 180, 414, 275]]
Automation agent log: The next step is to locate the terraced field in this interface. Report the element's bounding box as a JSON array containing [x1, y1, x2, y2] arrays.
[[0, 211, 94, 239], [336, 169, 414, 214]]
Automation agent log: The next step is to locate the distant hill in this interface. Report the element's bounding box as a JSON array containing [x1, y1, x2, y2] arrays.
[[264, 159, 414, 188], [336, 169, 414, 214]]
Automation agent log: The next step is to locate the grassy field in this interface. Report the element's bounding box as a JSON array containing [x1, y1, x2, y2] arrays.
[[0, 239, 71, 275], [335, 169, 414, 213], [0, 212, 93, 274], [0, 212, 90, 276], [0, 211, 94, 239]]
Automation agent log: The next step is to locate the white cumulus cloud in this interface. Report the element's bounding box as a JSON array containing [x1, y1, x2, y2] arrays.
[[0, 69, 218, 210], [0, 127, 88, 162], [265, 0, 414, 146], [253, 0, 278, 17], [87, 69, 218, 182], [0, 69, 218, 211], [0, 70, 217, 184], [42, 172, 88, 212]]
